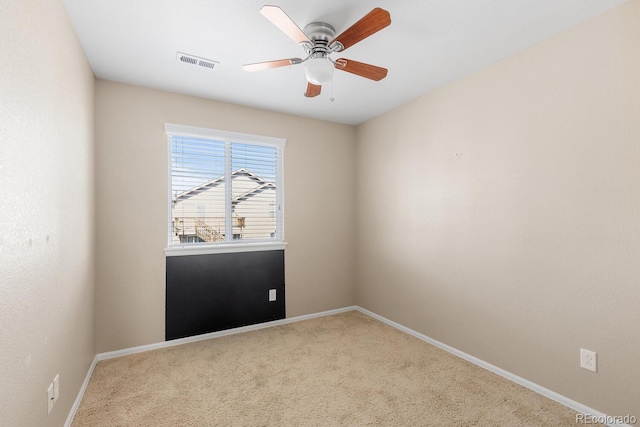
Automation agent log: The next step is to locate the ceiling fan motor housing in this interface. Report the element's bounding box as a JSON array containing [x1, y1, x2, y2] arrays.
[[302, 22, 340, 56]]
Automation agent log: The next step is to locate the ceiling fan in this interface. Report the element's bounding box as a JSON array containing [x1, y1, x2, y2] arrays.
[[243, 6, 391, 97]]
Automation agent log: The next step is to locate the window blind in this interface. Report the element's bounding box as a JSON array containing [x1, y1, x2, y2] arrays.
[[166, 124, 284, 247]]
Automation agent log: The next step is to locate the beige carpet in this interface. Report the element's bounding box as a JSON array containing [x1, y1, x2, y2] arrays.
[[72, 311, 578, 426]]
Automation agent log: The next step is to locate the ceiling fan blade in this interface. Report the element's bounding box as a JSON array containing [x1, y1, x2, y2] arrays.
[[260, 5, 310, 45], [305, 82, 321, 97], [331, 8, 391, 51], [335, 58, 388, 81], [243, 58, 303, 72]]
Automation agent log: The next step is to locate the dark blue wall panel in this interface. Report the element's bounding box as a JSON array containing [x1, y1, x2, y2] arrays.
[[166, 250, 285, 340]]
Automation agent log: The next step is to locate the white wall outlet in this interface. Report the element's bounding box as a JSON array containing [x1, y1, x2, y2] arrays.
[[53, 374, 59, 403], [47, 383, 54, 414], [269, 289, 276, 302], [580, 348, 597, 372]]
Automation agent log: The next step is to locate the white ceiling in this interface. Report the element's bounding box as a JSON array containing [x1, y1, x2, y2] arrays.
[[62, 0, 626, 125]]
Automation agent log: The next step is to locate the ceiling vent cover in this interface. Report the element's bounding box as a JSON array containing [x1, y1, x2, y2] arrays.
[[176, 52, 219, 70]]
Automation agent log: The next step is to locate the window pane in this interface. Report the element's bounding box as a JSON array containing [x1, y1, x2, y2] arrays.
[[231, 143, 277, 241], [170, 136, 226, 244]]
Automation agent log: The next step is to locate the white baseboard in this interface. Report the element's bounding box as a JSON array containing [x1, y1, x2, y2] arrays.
[[355, 307, 631, 427], [64, 355, 98, 427], [66, 305, 630, 427], [95, 306, 357, 361]]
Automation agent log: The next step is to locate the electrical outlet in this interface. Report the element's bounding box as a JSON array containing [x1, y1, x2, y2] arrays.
[[47, 383, 54, 414], [269, 289, 276, 302], [580, 348, 597, 372], [53, 374, 59, 403]]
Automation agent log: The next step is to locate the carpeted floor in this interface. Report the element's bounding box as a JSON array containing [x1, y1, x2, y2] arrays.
[[72, 311, 578, 426]]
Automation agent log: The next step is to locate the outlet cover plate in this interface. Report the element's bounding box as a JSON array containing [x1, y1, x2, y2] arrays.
[[47, 383, 54, 414], [580, 348, 597, 372], [53, 374, 59, 402], [269, 289, 276, 302]]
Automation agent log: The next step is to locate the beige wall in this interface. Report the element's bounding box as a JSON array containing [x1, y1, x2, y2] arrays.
[[0, 1, 96, 426], [95, 81, 356, 353], [356, 1, 639, 418]]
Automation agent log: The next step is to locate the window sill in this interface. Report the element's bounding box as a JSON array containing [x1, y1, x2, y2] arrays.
[[165, 241, 287, 257]]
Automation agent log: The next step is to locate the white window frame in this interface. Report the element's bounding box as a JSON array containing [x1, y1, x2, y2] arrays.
[[164, 123, 286, 256]]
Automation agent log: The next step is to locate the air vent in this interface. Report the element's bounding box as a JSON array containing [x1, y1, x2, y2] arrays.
[[176, 52, 219, 70]]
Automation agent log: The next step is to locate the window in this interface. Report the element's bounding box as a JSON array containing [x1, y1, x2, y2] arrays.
[[165, 124, 285, 254]]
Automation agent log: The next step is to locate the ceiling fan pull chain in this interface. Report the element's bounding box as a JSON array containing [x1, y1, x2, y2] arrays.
[[330, 79, 335, 102]]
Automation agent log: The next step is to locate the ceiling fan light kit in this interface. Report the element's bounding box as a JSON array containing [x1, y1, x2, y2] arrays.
[[243, 5, 391, 97], [305, 57, 334, 85]]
